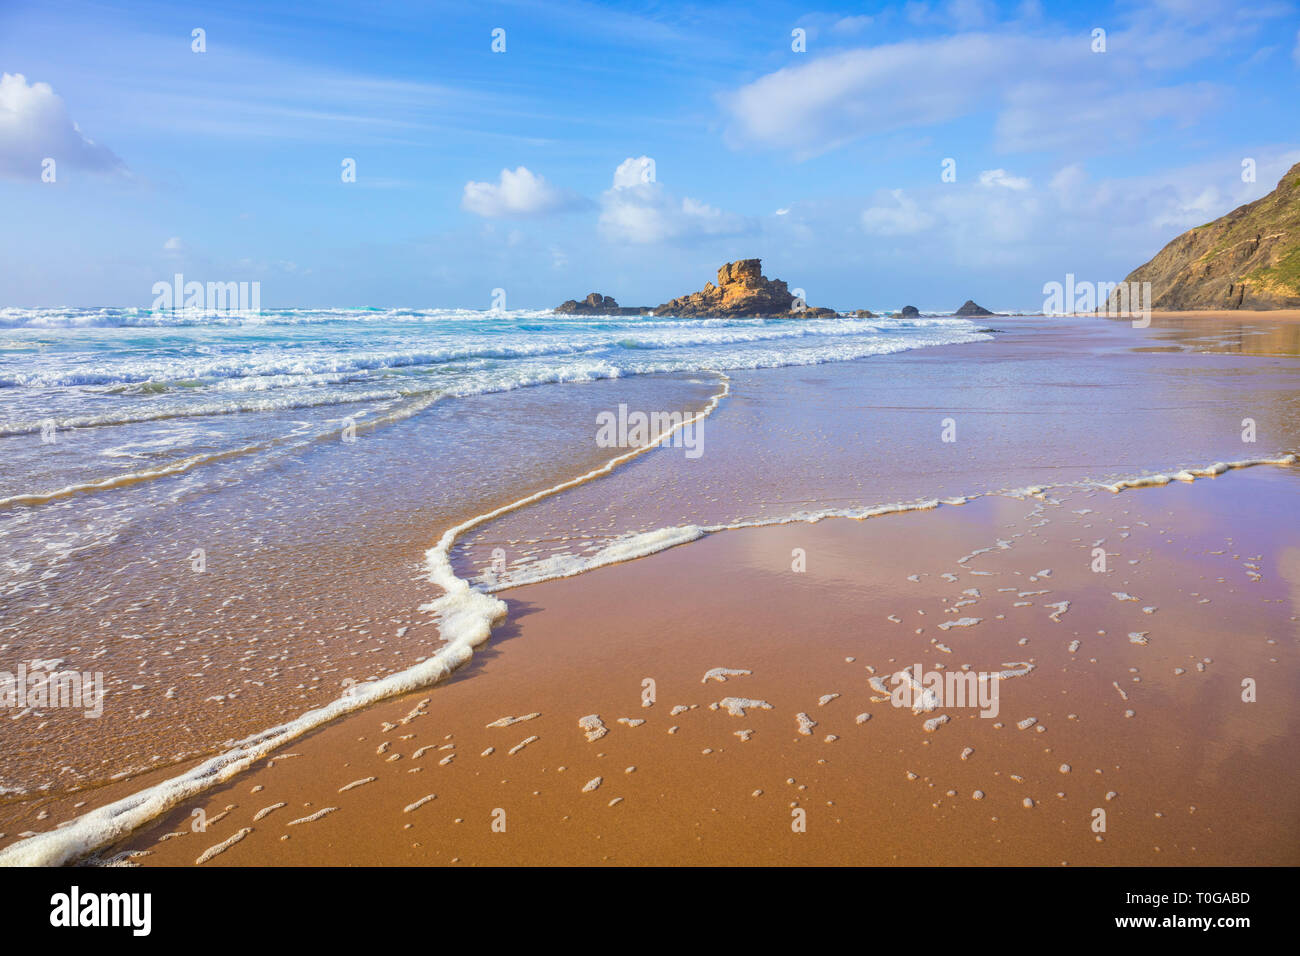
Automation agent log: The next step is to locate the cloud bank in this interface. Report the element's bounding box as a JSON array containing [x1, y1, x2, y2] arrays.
[[0, 73, 125, 181]]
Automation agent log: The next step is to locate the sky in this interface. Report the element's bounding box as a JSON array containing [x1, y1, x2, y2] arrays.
[[1, 0, 1298, 311]]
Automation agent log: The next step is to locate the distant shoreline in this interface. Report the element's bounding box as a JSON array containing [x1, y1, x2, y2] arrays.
[[1093, 309, 1300, 324]]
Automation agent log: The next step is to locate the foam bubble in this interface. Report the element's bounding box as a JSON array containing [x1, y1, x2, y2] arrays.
[[287, 807, 337, 826], [195, 827, 252, 865], [718, 698, 772, 717], [578, 715, 608, 742], [486, 713, 540, 728], [252, 803, 285, 822], [702, 667, 752, 684]]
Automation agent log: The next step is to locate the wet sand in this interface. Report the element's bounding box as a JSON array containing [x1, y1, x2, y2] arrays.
[[5, 313, 1299, 866], [1147, 310, 1300, 323], [98, 465, 1299, 866], [0, 372, 720, 815]]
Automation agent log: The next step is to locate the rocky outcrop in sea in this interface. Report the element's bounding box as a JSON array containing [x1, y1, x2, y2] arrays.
[[654, 259, 836, 318], [554, 293, 650, 316]]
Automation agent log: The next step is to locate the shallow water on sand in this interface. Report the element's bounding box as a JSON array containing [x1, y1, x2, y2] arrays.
[[1, 312, 1296, 843], [455, 316, 1300, 585], [0, 370, 717, 802]]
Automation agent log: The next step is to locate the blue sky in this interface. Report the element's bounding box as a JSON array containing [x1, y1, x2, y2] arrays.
[[1, 0, 1298, 310]]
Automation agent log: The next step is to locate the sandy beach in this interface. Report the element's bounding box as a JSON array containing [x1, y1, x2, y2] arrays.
[[2, 312, 1296, 868], [11, 5, 1300, 935], [92, 465, 1300, 867]]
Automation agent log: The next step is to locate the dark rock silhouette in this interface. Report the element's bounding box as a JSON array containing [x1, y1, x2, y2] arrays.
[[954, 300, 994, 316], [555, 292, 650, 316]]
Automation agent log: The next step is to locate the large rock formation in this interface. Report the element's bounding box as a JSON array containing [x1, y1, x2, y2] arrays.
[[654, 259, 836, 318], [1112, 161, 1300, 310], [954, 300, 993, 316], [899, 305, 921, 318], [555, 292, 650, 316]]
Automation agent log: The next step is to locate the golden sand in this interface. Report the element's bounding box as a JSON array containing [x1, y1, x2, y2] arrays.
[[88, 465, 1298, 867]]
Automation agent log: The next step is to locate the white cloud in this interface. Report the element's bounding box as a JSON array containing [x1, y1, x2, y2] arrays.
[[1149, 187, 1223, 231], [978, 168, 1030, 190], [163, 236, 185, 255], [722, 34, 1041, 157], [599, 156, 748, 244], [461, 166, 587, 218], [860, 189, 937, 236], [853, 151, 1300, 272], [0, 73, 124, 180], [612, 155, 656, 188], [600, 185, 744, 244], [719, 6, 1271, 160]]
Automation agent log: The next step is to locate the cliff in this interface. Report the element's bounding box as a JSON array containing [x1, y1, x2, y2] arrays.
[[1112, 162, 1300, 310]]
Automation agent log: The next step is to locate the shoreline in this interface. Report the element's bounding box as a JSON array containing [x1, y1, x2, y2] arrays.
[[86, 464, 1300, 866], [3, 313, 1299, 866], [0, 373, 733, 867], [3, 455, 1296, 866], [1099, 309, 1300, 324], [0, 367, 725, 823]]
